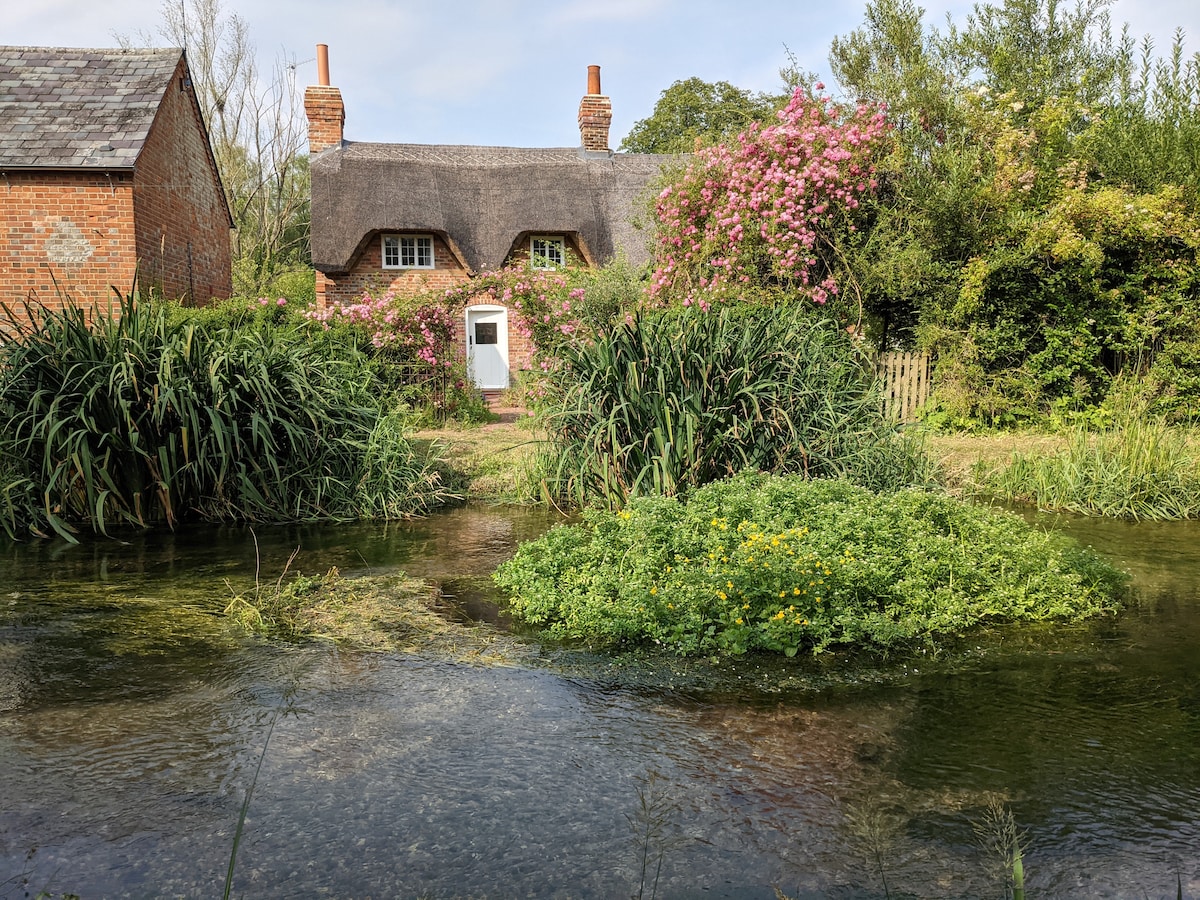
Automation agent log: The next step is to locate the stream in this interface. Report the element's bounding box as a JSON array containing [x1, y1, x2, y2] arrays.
[[1, 505, 1197, 898]]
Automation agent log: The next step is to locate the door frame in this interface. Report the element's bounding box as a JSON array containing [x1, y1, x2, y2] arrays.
[[464, 303, 510, 390]]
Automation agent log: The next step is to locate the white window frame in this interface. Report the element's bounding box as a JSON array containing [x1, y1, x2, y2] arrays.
[[530, 236, 565, 270], [382, 234, 435, 270]]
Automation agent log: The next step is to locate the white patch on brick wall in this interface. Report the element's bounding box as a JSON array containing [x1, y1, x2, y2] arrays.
[[44, 220, 94, 265]]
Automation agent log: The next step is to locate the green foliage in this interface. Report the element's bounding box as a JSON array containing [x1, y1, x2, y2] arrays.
[[922, 181, 1200, 426], [828, 0, 1200, 426], [494, 472, 1126, 655], [0, 295, 450, 541], [540, 304, 933, 507], [619, 77, 782, 154], [979, 402, 1200, 518]]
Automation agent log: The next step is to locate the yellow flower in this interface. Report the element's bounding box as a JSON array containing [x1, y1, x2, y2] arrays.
[[649, 586, 657, 595], [793, 587, 801, 595], [717, 590, 728, 601], [735, 617, 744, 625]]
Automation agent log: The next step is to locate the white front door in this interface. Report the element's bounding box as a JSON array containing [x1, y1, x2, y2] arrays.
[[465, 305, 510, 390]]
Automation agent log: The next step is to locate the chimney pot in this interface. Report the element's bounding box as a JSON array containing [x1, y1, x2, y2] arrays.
[[587, 64, 601, 96], [317, 43, 330, 86]]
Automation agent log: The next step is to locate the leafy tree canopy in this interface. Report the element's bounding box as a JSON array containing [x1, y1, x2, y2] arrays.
[[619, 77, 781, 154]]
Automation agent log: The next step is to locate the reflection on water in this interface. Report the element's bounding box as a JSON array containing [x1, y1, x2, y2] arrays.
[[0, 508, 1198, 898]]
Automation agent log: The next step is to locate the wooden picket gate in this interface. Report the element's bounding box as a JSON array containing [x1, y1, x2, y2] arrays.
[[876, 351, 931, 422]]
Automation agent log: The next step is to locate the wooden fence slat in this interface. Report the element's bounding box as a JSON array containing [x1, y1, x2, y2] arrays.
[[876, 351, 931, 422]]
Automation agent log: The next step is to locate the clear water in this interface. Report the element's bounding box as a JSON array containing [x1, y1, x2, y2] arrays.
[[0, 507, 1197, 898]]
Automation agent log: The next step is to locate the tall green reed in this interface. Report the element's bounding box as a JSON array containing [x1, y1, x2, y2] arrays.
[[541, 304, 930, 507], [0, 294, 448, 541], [982, 411, 1200, 519]]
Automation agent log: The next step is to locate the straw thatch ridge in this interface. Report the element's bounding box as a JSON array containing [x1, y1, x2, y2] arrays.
[[309, 141, 676, 275]]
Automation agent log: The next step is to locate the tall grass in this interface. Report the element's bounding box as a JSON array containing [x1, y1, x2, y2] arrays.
[[982, 412, 1200, 519], [541, 304, 930, 507], [0, 295, 449, 541]]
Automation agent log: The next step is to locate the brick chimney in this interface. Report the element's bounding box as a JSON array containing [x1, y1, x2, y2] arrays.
[[304, 44, 344, 154], [577, 65, 612, 152]]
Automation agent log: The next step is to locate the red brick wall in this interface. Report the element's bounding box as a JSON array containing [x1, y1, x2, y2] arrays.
[[133, 58, 232, 304], [318, 234, 543, 380], [304, 86, 345, 155], [0, 169, 137, 318], [318, 233, 470, 307]]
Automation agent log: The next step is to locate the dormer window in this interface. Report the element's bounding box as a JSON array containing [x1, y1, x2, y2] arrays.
[[531, 236, 565, 270], [382, 234, 433, 269]]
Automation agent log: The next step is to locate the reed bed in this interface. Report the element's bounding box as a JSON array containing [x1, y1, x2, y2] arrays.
[[981, 414, 1200, 519], [541, 304, 931, 507], [0, 295, 449, 541]]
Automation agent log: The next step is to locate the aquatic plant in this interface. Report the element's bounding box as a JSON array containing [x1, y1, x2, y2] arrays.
[[979, 407, 1200, 519], [495, 472, 1126, 656], [540, 304, 931, 508], [0, 294, 449, 541]]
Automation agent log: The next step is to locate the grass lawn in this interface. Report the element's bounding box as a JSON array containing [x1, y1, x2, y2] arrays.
[[923, 431, 1070, 492], [416, 410, 549, 503]]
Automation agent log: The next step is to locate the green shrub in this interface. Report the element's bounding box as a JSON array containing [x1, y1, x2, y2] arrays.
[[0, 295, 449, 541], [540, 303, 931, 506], [494, 473, 1126, 656]]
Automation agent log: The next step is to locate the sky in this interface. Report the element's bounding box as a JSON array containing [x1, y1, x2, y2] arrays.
[[8, 0, 1200, 150]]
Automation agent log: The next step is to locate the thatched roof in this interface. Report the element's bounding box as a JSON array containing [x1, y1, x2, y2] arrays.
[[309, 142, 677, 274], [0, 46, 184, 170]]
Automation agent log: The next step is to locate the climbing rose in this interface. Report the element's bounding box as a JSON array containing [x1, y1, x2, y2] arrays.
[[649, 87, 888, 306]]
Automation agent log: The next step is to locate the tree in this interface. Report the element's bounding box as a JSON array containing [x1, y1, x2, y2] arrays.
[[619, 78, 781, 154], [826, 0, 1200, 422]]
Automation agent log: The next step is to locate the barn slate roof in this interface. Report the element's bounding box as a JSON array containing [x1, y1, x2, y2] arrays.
[[309, 141, 677, 274], [0, 46, 183, 170]]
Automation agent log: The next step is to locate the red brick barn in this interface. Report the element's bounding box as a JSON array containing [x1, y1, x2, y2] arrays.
[[0, 46, 233, 323], [305, 49, 671, 391]]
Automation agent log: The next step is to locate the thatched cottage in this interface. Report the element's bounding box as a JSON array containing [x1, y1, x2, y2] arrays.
[[0, 46, 232, 322], [305, 47, 671, 390]]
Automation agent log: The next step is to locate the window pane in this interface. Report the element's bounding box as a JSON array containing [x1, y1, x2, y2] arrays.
[[532, 237, 564, 269], [475, 322, 498, 344], [383, 237, 399, 267], [417, 238, 432, 267]]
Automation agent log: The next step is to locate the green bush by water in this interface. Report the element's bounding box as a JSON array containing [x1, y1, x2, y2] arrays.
[[495, 473, 1126, 656], [539, 304, 932, 507], [0, 296, 450, 541]]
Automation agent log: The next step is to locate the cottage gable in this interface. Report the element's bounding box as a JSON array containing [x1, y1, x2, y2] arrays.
[[0, 46, 232, 313]]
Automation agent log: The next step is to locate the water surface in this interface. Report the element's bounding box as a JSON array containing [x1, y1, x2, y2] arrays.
[[1, 507, 1197, 898]]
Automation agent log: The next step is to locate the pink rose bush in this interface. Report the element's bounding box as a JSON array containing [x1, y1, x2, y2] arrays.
[[445, 266, 587, 369], [649, 86, 889, 307], [306, 291, 456, 369]]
